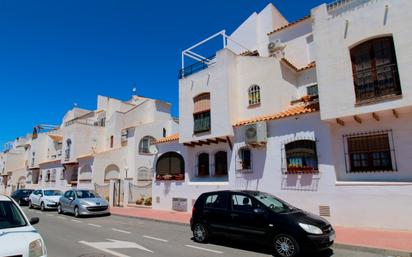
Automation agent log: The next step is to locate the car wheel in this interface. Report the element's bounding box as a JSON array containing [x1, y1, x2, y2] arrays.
[[57, 204, 63, 214], [28, 201, 33, 209], [40, 202, 45, 211], [273, 234, 300, 257], [74, 206, 80, 218], [193, 223, 209, 243]]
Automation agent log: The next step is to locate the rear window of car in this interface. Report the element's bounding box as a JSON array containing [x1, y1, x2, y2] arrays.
[[204, 194, 226, 210], [0, 200, 27, 229]]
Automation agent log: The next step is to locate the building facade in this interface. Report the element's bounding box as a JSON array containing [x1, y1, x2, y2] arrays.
[[153, 0, 412, 231]]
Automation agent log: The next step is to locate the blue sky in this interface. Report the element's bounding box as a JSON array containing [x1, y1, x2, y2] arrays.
[[0, 0, 327, 149]]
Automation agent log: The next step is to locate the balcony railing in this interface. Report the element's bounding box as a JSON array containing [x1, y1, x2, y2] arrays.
[[178, 55, 216, 79], [327, 0, 371, 15], [354, 64, 402, 103], [65, 118, 105, 127]]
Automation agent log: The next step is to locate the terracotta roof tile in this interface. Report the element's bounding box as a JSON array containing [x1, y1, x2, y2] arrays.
[[155, 133, 179, 144], [234, 103, 319, 127], [268, 15, 311, 35], [281, 58, 316, 72], [239, 50, 259, 56]]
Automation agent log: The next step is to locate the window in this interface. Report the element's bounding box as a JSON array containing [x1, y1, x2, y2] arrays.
[[65, 139, 71, 161], [346, 132, 394, 172], [31, 152, 35, 167], [121, 129, 128, 146], [204, 193, 226, 210], [214, 151, 228, 176], [0, 201, 27, 229], [197, 153, 209, 176], [139, 136, 157, 154], [248, 85, 261, 106], [350, 36, 401, 103], [193, 93, 211, 133], [110, 136, 114, 148], [163, 128, 167, 137], [45, 170, 51, 182], [156, 152, 185, 180], [307, 85, 318, 97], [285, 140, 318, 173], [231, 194, 256, 212], [51, 169, 56, 182], [236, 148, 251, 171]]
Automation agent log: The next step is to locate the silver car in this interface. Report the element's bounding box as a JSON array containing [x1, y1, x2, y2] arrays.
[[57, 189, 110, 217]]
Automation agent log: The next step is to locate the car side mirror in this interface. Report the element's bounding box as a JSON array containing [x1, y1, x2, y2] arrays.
[[69, 197, 74, 201], [30, 217, 40, 225], [253, 208, 266, 215], [39, 194, 43, 197]]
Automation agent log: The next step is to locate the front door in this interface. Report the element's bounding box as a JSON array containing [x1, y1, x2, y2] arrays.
[[228, 193, 268, 237]]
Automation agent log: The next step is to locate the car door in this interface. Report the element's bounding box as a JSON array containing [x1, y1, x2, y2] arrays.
[[67, 191, 77, 212], [201, 192, 230, 234], [228, 193, 268, 237], [32, 190, 40, 206], [60, 191, 70, 211]]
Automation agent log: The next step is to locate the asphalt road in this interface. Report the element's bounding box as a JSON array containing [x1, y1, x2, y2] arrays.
[[21, 207, 391, 257]]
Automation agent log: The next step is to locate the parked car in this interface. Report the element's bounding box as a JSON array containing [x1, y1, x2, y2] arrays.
[[0, 194, 47, 257], [29, 189, 63, 211], [58, 189, 110, 217], [191, 190, 335, 257], [10, 189, 34, 205]]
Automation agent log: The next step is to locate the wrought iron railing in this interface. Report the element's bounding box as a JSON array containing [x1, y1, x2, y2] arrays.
[[178, 55, 216, 79], [353, 63, 401, 102], [327, 0, 371, 15]]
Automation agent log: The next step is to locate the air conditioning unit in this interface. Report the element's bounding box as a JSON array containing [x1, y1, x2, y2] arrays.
[[244, 121, 267, 146], [268, 39, 285, 52]]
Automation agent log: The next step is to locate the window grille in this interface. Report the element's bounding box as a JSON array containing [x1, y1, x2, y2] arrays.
[[248, 85, 261, 106], [350, 37, 401, 103], [343, 130, 397, 173]]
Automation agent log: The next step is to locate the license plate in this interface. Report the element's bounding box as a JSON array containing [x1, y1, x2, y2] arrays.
[[329, 233, 336, 241]]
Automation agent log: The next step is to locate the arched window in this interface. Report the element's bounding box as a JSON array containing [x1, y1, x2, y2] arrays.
[[156, 152, 185, 180], [110, 135, 114, 148], [197, 153, 209, 176], [51, 169, 57, 182], [236, 147, 251, 171], [193, 93, 211, 133], [350, 36, 401, 103], [285, 140, 318, 173], [139, 136, 157, 154], [104, 164, 120, 183], [248, 85, 261, 106], [214, 151, 228, 176]]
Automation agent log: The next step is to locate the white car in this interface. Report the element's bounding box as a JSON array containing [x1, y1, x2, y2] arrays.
[[29, 189, 63, 211], [0, 194, 47, 257]]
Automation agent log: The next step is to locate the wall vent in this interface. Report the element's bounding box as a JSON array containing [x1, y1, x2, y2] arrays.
[[319, 205, 331, 217]]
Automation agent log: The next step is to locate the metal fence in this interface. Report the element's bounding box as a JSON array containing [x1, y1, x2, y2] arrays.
[[94, 183, 110, 201], [128, 182, 152, 205]]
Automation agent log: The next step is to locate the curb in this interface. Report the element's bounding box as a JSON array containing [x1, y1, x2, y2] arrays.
[[112, 213, 412, 256], [111, 212, 190, 227], [333, 243, 412, 257]]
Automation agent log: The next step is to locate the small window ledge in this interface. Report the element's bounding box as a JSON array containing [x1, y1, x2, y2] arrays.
[[335, 181, 412, 186], [247, 103, 261, 109], [187, 181, 229, 186], [355, 94, 402, 107]]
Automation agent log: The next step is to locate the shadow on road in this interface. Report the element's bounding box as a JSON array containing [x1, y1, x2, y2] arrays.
[[191, 236, 335, 257]]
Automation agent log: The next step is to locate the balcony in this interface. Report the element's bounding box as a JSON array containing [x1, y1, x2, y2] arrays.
[[327, 0, 371, 16], [354, 64, 402, 105], [178, 55, 216, 79]]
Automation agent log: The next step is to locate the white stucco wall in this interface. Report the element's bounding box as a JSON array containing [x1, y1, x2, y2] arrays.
[[312, 0, 412, 120]]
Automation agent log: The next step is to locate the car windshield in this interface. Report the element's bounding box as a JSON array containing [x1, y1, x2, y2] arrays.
[[253, 192, 295, 213], [0, 200, 27, 229], [44, 190, 62, 196], [76, 191, 97, 199], [20, 190, 33, 196]]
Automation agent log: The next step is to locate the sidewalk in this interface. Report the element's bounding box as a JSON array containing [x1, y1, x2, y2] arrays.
[[111, 207, 412, 254]]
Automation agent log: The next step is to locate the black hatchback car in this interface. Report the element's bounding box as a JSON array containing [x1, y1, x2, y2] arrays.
[[191, 190, 335, 257], [10, 189, 34, 205]]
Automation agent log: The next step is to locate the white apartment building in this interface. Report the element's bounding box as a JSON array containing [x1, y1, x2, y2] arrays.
[[153, 0, 412, 230], [1, 95, 178, 206]]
